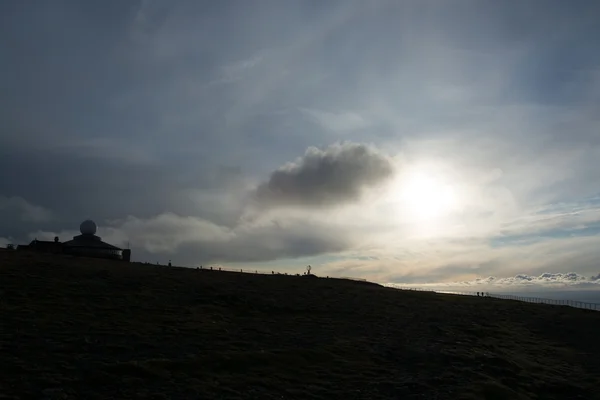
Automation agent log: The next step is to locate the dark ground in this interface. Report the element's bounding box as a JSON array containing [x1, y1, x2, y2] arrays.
[[1, 250, 600, 400]]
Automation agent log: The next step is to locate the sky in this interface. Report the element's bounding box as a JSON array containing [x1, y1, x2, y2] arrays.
[[1, 0, 600, 291]]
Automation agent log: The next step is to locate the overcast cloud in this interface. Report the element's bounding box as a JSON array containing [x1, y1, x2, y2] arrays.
[[1, 0, 600, 290]]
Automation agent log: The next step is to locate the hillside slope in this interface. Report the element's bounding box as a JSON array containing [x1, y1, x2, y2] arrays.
[[1, 251, 600, 399]]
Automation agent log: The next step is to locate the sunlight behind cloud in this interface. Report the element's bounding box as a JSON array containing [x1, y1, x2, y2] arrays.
[[381, 162, 463, 237], [400, 170, 459, 221]]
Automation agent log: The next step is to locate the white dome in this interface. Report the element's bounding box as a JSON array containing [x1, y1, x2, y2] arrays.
[[80, 219, 97, 235]]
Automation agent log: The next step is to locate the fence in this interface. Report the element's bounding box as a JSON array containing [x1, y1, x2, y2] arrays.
[[195, 266, 324, 277], [198, 266, 290, 275], [192, 266, 369, 281], [391, 286, 600, 311]]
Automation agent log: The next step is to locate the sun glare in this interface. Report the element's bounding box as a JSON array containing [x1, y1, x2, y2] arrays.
[[403, 173, 456, 219], [391, 168, 460, 223]]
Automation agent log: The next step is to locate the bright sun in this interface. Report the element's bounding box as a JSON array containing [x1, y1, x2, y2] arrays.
[[395, 169, 460, 222]]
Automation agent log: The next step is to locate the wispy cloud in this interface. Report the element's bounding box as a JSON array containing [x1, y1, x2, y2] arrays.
[[300, 108, 370, 133], [0, 196, 53, 223], [207, 54, 264, 86]]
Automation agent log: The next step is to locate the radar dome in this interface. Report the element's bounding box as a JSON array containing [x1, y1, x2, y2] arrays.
[[80, 219, 97, 235]]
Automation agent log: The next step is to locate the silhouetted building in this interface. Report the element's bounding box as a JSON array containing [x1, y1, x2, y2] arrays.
[[27, 238, 63, 254], [18, 219, 131, 262]]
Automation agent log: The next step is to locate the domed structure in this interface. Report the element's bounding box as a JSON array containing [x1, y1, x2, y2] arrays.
[[20, 219, 131, 262], [80, 219, 97, 235], [61, 219, 130, 261]]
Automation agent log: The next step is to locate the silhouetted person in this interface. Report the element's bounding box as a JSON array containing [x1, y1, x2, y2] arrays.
[[168, 260, 172, 267], [477, 292, 480, 297]]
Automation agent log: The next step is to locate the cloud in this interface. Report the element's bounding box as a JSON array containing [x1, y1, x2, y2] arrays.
[[315, 257, 397, 282], [3, 1, 600, 283], [215, 54, 263, 83], [255, 142, 395, 208], [468, 272, 598, 286], [300, 108, 370, 133], [0, 196, 53, 223], [16, 141, 392, 265], [386, 272, 600, 291], [388, 272, 600, 290], [310, 231, 600, 286], [31, 211, 355, 265]]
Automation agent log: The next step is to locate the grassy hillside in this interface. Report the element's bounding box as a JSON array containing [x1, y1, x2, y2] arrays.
[[1, 250, 600, 400]]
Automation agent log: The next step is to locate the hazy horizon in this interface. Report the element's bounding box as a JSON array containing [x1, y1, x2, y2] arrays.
[[2, 1, 600, 291]]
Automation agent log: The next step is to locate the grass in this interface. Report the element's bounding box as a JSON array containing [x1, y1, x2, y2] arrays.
[[1, 250, 600, 399]]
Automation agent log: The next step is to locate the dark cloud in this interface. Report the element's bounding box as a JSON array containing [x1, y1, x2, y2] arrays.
[[255, 142, 395, 208], [0, 143, 250, 241], [0, 148, 173, 227]]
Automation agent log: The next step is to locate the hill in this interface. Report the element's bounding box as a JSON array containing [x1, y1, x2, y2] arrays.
[[1, 251, 600, 399]]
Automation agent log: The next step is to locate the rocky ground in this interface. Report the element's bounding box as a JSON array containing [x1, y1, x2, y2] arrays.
[[1, 250, 600, 399]]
